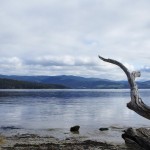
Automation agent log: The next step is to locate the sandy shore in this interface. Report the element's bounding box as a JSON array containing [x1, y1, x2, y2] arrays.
[[0, 126, 135, 150]]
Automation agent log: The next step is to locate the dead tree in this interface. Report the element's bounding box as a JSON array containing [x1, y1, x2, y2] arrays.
[[98, 56, 150, 149]]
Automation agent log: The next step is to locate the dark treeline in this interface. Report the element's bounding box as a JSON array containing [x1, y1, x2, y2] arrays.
[[0, 78, 67, 89]]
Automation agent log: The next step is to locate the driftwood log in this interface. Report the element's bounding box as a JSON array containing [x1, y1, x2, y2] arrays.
[[98, 56, 150, 150], [122, 127, 150, 150]]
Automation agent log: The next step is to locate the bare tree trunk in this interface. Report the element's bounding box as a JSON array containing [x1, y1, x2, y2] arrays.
[[98, 55, 150, 120], [98, 55, 150, 149]]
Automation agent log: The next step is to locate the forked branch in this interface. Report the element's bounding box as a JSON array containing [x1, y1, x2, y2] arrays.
[[98, 55, 150, 120]]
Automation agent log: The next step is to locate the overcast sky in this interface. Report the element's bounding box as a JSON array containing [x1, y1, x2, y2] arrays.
[[0, 0, 150, 80]]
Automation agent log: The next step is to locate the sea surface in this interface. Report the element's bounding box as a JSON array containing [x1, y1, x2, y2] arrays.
[[0, 89, 149, 129]]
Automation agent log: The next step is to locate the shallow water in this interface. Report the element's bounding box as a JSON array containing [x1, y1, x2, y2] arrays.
[[0, 89, 149, 129]]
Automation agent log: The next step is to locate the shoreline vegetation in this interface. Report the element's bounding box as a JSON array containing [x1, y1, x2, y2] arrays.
[[0, 126, 141, 150], [0, 78, 68, 89]]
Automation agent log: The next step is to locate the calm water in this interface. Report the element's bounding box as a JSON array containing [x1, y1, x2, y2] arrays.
[[0, 89, 149, 129]]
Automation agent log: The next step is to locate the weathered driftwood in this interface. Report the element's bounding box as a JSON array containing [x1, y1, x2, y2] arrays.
[[98, 56, 150, 150], [122, 128, 150, 150], [98, 55, 150, 120]]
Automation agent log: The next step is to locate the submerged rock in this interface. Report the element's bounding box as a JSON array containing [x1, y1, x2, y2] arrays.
[[1, 126, 21, 130], [70, 125, 80, 132], [99, 128, 109, 131]]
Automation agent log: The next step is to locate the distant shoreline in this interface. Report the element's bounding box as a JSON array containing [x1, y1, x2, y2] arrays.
[[1, 75, 150, 89]]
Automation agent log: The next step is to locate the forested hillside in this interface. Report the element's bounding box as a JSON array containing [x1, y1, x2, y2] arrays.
[[0, 78, 67, 89]]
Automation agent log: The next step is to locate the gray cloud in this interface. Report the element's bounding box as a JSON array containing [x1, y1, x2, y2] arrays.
[[25, 56, 99, 66], [0, 0, 150, 80], [0, 55, 134, 80], [140, 66, 150, 73]]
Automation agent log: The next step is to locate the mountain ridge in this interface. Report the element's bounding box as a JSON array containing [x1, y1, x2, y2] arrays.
[[0, 74, 150, 89]]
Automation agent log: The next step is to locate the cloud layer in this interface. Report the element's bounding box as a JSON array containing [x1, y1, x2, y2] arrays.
[[0, 0, 150, 80]]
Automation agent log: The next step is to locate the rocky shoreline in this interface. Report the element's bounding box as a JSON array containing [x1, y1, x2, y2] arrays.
[[0, 134, 130, 150], [0, 126, 146, 150]]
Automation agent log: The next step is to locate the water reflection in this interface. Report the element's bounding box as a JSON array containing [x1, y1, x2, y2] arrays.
[[0, 89, 149, 129]]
